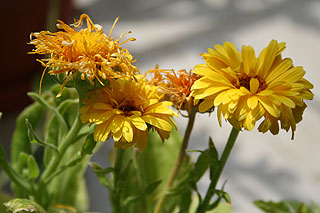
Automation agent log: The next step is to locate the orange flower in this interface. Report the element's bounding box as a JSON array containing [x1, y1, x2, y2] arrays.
[[146, 66, 200, 114], [29, 14, 138, 96]]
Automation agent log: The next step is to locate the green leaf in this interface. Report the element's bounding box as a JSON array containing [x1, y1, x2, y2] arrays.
[[254, 200, 293, 213], [28, 92, 68, 134], [80, 134, 96, 156], [298, 203, 308, 213], [123, 180, 162, 207], [90, 162, 114, 175], [145, 179, 162, 195], [25, 119, 58, 152], [208, 138, 220, 181], [310, 202, 320, 213], [43, 113, 60, 167], [10, 102, 45, 169], [89, 162, 113, 191], [0, 190, 12, 213], [0, 145, 30, 192], [4, 198, 45, 213], [255, 200, 320, 213], [179, 189, 192, 212], [209, 137, 219, 158], [190, 149, 210, 183], [18, 153, 29, 169], [27, 155, 39, 180], [119, 159, 133, 182], [0, 112, 2, 120]]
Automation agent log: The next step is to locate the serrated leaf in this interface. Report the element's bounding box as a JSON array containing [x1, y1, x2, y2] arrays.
[[4, 198, 45, 213], [27, 155, 39, 180]]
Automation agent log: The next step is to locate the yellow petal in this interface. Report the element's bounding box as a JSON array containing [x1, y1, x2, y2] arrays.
[[258, 96, 279, 117], [129, 115, 147, 131], [193, 86, 229, 100], [198, 99, 214, 112], [242, 45, 256, 75], [191, 77, 213, 89], [276, 96, 296, 108], [113, 128, 123, 141], [214, 91, 229, 106], [122, 119, 133, 142], [134, 129, 148, 151], [265, 58, 292, 84], [247, 96, 258, 109], [258, 40, 278, 78], [111, 115, 125, 132], [250, 78, 259, 94], [93, 103, 113, 110], [142, 115, 172, 131]]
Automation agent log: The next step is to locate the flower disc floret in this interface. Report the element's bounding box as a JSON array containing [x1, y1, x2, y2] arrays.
[[79, 77, 178, 150], [191, 40, 314, 138]]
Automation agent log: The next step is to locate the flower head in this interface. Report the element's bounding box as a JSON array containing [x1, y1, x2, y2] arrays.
[[79, 77, 178, 150], [191, 40, 314, 138], [29, 14, 138, 96], [146, 66, 200, 114]]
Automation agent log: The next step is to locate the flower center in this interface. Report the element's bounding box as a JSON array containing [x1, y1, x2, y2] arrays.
[[118, 98, 144, 116], [234, 74, 267, 93]]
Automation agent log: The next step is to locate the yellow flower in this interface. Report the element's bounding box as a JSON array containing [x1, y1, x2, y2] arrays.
[[29, 14, 138, 96], [191, 40, 314, 138], [146, 66, 200, 114], [79, 77, 178, 150]]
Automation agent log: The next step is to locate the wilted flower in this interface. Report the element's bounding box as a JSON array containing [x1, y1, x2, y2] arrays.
[[29, 14, 138, 96], [191, 40, 314, 138], [79, 77, 178, 150], [146, 66, 200, 114]]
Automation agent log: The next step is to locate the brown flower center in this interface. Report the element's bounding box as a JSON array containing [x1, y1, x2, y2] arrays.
[[233, 74, 267, 93]]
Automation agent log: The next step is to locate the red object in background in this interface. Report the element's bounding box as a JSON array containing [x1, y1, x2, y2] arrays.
[[0, 0, 74, 113]]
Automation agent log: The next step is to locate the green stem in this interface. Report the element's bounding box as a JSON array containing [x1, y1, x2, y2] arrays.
[[41, 114, 81, 183], [132, 149, 147, 212], [112, 148, 125, 213], [154, 107, 197, 213], [197, 127, 240, 212]]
